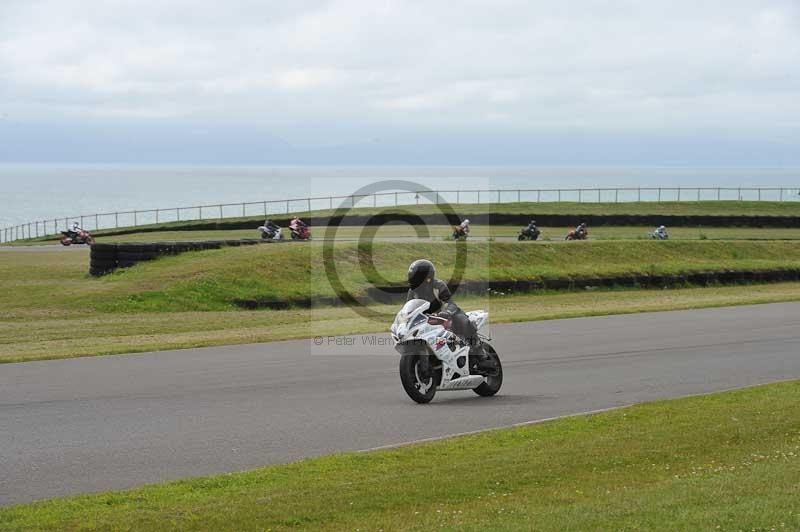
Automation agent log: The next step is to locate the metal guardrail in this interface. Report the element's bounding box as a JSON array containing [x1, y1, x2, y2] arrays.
[[2, 186, 800, 243]]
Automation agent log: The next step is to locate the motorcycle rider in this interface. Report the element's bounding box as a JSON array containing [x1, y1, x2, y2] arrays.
[[575, 222, 587, 239], [524, 219, 539, 238], [454, 219, 470, 239], [406, 259, 496, 372], [655, 225, 668, 240], [263, 219, 281, 237], [289, 216, 308, 237], [70, 221, 82, 236]]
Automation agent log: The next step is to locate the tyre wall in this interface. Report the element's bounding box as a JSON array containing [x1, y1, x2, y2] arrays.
[[89, 239, 266, 276]]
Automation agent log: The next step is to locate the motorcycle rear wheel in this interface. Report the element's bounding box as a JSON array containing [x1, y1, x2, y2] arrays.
[[399, 355, 438, 403], [473, 345, 503, 397]]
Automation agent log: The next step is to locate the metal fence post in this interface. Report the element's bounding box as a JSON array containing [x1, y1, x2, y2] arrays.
[[678, 188, 681, 202], [738, 187, 742, 201], [456, 190, 460, 203], [697, 188, 700, 201], [598, 189, 601, 202], [615, 189, 619, 203], [394, 193, 398, 206], [537, 190, 541, 202], [156, 209, 159, 224], [115, 213, 119, 228], [558, 190, 561, 202], [638, 188, 641, 202], [497, 190, 500, 203], [578, 189, 582, 203], [517, 189, 521, 202], [219, 205, 223, 219], [263, 202, 267, 216], [758, 188, 761, 201], [242, 203, 246, 217], [717, 188, 721, 201], [286, 200, 290, 213], [177, 208, 181, 222], [134, 211, 137, 226]]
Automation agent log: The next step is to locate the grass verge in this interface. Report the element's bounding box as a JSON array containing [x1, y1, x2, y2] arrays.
[[2, 380, 799, 531], [3, 282, 800, 364]]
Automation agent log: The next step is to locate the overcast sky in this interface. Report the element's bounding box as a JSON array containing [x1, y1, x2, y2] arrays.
[[1, 0, 799, 164]]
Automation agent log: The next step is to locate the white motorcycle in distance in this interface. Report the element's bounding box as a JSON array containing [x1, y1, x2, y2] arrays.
[[258, 223, 284, 241], [390, 299, 503, 403]]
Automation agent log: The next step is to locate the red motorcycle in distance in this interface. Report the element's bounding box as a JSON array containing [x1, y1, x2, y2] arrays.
[[290, 223, 311, 241], [565, 228, 588, 241], [60, 229, 95, 246]]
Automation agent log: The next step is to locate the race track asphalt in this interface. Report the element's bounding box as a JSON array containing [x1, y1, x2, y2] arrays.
[[1, 302, 799, 506]]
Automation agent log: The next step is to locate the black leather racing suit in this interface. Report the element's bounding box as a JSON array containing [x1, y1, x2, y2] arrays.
[[407, 278, 477, 346]]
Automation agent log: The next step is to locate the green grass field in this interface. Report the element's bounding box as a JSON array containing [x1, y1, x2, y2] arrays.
[[3, 241, 800, 363], [2, 380, 798, 531]]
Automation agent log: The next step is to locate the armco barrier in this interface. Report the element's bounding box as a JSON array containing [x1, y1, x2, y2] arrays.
[[89, 240, 266, 276], [232, 268, 800, 309]]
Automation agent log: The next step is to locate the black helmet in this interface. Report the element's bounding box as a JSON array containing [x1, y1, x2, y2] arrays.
[[408, 259, 435, 289]]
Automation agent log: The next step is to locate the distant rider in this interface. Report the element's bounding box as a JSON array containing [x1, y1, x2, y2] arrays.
[[655, 225, 668, 240], [454, 219, 470, 238], [290, 217, 306, 230], [406, 259, 495, 372], [575, 222, 587, 239], [524, 219, 539, 238], [70, 222, 82, 236]]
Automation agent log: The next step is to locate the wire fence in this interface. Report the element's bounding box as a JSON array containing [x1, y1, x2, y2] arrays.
[[2, 186, 800, 243]]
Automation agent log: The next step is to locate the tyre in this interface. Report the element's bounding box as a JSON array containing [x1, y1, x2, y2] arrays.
[[399, 354, 437, 404], [473, 345, 503, 397], [518, 234, 525, 241]]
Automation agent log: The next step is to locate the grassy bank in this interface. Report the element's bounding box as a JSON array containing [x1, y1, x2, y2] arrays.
[[2, 380, 799, 530], [4, 241, 800, 313], [81, 240, 800, 311], [3, 240, 800, 362]]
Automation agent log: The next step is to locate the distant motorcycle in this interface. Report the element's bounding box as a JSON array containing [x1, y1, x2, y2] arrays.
[[648, 231, 669, 240], [290, 224, 311, 241], [518, 227, 541, 241], [565, 229, 588, 241], [60, 229, 95, 246], [258, 224, 284, 241], [451, 226, 469, 241]]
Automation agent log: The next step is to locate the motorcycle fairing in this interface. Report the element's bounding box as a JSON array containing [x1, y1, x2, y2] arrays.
[[392, 299, 487, 391]]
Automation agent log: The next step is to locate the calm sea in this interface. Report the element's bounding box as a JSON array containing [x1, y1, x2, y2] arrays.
[[1, 164, 799, 227]]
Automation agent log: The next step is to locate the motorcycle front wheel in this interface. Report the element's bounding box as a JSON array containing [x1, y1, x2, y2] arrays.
[[399, 354, 438, 403], [518, 234, 525, 241], [473, 345, 503, 397]]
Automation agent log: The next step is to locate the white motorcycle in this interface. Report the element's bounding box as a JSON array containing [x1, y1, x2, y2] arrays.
[[258, 224, 284, 241], [390, 299, 503, 403]]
